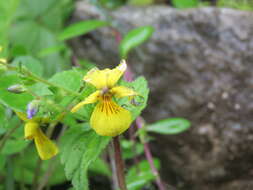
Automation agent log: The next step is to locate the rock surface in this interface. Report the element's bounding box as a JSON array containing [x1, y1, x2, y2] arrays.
[[70, 2, 253, 190]]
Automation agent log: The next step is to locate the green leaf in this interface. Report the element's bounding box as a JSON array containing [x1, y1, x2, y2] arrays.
[[0, 154, 6, 170], [13, 56, 44, 76], [172, 0, 199, 8], [48, 70, 85, 109], [122, 140, 144, 159], [28, 83, 52, 96], [0, 115, 20, 135], [0, 74, 33, 111], [146, 118, 191, 135], [60, 125, 110, 190], [119, 26, 154, 59], [126, 159, 160, 190], [118, 76, 149, 121], [217, 0, 253, 10], [128, 0, 154, 6], [49, 69, 83, 92], [10, 0, 74, 77], [10, 20, 70, 76], [12, 147, 66, 185], [89, 158, 111, 177], [0, 105, 6, 129], [59, 20, 109, 41], [1, 139, 29, 155], [78, 59, 95, 70], [0, 0, 19, 46], [100, 0, 126, 9], [37, 44, 66, 57], [15, 0, 72, 31]]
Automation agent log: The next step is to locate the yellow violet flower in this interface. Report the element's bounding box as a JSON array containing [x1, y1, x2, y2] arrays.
[[0, 46, 7, 63], [16, 112, 58, 160], [71, 60, 138, 137]]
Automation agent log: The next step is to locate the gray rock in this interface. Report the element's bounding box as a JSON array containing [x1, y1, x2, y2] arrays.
[[70, 2, 253, 190]]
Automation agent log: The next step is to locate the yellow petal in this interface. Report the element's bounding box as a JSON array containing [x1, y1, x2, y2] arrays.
[[71, 90, 100, 113], [106, 60, 127, 88], [83, 60, 127, 89], [34, 128, 59, 160], [0, 58, 6, 63], [24, 121, 39, 140], [110, 86, 138, 98], [16, 111, 29, 122], [83, 68, 109, 89], [90, 99, 132, 136]]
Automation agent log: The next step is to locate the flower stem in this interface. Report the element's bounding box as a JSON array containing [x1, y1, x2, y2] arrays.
[[113, 136, 128, 190], [111, 26, 167, 190], [109, 146, 119, 190]]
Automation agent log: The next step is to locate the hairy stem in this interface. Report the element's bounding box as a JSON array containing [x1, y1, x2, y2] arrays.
[[2, 62, 80, 97], [113, 136, 127, 190]]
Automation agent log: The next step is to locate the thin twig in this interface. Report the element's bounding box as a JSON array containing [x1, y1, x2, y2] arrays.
[[0, 123, 20, 151], [31, 159, 42, 190], [113, 136, 127, 190], [37, 158, 56, 190], [136, 118, 166, 190]]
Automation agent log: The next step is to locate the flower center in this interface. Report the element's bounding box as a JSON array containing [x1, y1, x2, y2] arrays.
[[101, 87, 110, 95], [99, 94, 120, 116]]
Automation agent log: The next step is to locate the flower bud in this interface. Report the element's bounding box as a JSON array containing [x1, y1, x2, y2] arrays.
[[7, 84, 26, 94], [27, 100, 40, 119]]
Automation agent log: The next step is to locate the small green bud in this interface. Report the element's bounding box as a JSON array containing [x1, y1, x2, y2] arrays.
[[7, 84, 27, 94]]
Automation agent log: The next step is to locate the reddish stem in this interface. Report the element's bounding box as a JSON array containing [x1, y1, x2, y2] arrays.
[[136, 118, 166, 190], [129, 125, 140, 173], [113, 136, 128, 190], [113, 28, 166, 190], [112, 28, 122, 43]]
